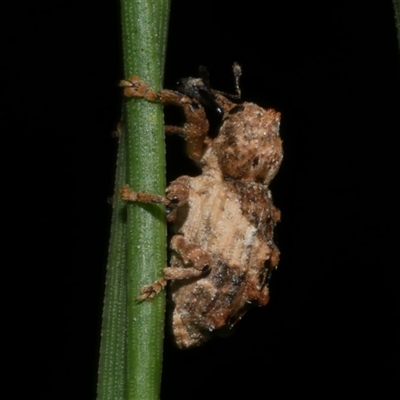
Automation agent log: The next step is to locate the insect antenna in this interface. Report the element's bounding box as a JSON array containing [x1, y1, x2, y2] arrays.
[[198, 65, 211, 90], [211, 62, 242, 101]]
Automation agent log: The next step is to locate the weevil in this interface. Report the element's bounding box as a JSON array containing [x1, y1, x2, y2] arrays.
[[120, 64, 282, 348]]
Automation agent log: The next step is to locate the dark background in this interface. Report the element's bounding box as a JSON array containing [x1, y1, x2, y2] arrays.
[[6, 0, 399, 398]]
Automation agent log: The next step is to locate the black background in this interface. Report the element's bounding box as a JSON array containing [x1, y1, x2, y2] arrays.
[[6, 0, 400, 398]]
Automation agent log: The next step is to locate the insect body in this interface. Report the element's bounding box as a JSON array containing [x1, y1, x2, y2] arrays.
[[120, 65, 282, 348]]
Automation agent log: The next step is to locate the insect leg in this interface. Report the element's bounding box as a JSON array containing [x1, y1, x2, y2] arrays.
[[120, 185, 169, 205], [136, 278, 167, 302], [120, 175, 191, 223], [163, 235, 211, 281], [136, 235, 212, 302], [120, 76, 209, 162]]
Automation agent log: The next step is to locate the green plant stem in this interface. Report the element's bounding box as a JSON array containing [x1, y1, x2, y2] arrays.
[[97, 1, 169, 399], [122, 0, 170, 399], [97, 126, 128, 400], [121, 0, 169, 396], [394, 0, 400, 52]]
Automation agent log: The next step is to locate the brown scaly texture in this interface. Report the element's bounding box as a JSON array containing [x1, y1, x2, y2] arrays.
[[120, 66, 282, 348]]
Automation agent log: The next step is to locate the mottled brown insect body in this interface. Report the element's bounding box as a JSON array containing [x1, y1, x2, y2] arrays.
[[120, 65, 282, 348]]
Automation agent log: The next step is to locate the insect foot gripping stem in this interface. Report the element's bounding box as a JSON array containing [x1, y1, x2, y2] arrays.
[[136, 278, 167, 302]]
